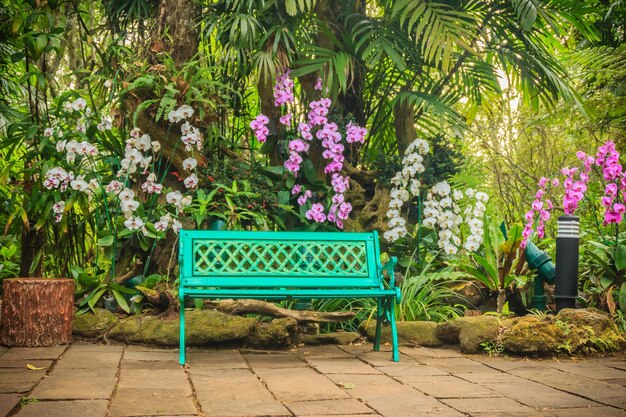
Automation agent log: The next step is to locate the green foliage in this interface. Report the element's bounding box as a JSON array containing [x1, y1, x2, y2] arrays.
[[581, 234, 626, 313], [0, 236, 19, 282], [194, 155, 295, 230], [459, 221, 531, 312]]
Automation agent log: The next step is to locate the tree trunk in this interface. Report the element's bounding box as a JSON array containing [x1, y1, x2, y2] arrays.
[[1, 278, 74, 347], [19, 227, 44, 277], [393, 87, 417, 156], [155, 0, 201, 65]]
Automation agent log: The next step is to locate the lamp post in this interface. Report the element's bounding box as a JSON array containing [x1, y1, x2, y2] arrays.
[[555, 215, 580, 312]]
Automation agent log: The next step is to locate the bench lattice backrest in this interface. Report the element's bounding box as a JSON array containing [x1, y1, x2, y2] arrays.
[[179, 230, 382, 289]]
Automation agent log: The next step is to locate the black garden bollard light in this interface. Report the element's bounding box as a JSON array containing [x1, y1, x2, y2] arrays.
[[555, 215, 580, 312]]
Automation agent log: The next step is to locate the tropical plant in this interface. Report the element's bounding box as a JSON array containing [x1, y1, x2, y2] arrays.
[[396, 254, 468, 322], [583, 234, 626, 314], [460, 221, 532, 313]]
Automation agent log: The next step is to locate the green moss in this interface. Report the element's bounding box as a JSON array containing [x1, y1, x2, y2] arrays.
[[501, 316, 564, 355], [436, 316, 499, 353], [73, 309, 119, 338], [360, 320, 443, 347], [109, 310, 257, 346], [247, 318, 298, 347]]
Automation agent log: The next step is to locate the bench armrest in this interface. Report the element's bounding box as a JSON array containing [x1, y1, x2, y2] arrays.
[[379, 256, 398, 287]]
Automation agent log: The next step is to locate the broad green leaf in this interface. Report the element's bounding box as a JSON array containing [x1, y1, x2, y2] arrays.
[[285, 0, 297, 15], [302, 158, 317, 184], [112, 289, 131, 313], [97, 235, 114, 247], [615, 244, 626, 271], [88, 288, 107, 311], [34, 34, 48, 56], [277, 191, 290, 205]]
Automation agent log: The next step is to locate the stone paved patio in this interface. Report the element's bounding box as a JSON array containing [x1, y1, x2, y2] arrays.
[[0, 342, 625, 417]]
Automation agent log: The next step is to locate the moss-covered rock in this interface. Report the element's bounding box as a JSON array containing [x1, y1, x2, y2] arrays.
[[73, 308, 119, 338], [555, 308, 626, 354], [247, 318, 298, 347], [109, 310, 257, 346], [501, 315, 564, 355], [556, 308, 615, 333], [436, 316, 499, 353], [302, 331, 360, 345], [359, 321, 443, 347]]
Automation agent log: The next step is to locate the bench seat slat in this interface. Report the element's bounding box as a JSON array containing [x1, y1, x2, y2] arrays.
[[183, 288, 398, 299]]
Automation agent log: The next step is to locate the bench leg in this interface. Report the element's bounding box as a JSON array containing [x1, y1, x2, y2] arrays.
[[179, 299, 186, 366], [388, 298, 399, 362], [373, 299, 383, 352]]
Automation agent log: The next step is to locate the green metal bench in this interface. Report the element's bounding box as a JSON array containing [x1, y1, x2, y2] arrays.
[[178, 230, 400, 365]]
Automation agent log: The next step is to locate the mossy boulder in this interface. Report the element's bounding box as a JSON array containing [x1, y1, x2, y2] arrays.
[[359, 321, 443, 347], [556, 308, 615, 333], [501, 315, 564, 355], [303, 331, 360, 345], [247, 318, 298, 347], [555, 308, 626, 354], [73, 308, 119, 338], [436, 315, 499, 353], [109, 310, 257, 346]]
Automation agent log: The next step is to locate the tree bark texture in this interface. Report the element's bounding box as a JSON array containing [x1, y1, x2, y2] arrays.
[[203, 299, 356, 323], [393, 89, 417, 156], [1, 278, 74, 347]]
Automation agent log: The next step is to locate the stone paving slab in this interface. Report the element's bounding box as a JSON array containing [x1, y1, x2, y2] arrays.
[[440, 397, 538, 414], [549, 361, 626, 379], [509, 366, 626, 408], [14, 399, 108, 417], [297, 346, 355, 359], [0, 359, 53, 369], [398, 375, 501, 398], [187, 349, 247, 369], [192, 368, 290, 416], [30, 368, 117, 399], [254, 366, 350, 401], [547, 407, 626, 416], [480, 378, 601, 409], [415, 357, 500, 374], [284, 398, 374, 416], [400, 346, 465, 359], [108, 387, 197, 417], [243, 352, 308, 368], [305, 358, 382, 374], [0, 371, 46, 393], [0, 346, 66, 361], [326, 373, 463, 417], [0, 394, 21, 416], [375, 363, 450, 377]]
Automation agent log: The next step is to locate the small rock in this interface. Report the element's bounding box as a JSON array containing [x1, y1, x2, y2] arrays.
[[359, 321, 443, 347], [302, 332, 360, 345], [436, 315, 499, 353], [501, 315, 564, 355], [73, 308, 119, 338]]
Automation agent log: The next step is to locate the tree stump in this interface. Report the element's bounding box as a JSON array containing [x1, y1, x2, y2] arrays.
[[1, 278, 74, 347]]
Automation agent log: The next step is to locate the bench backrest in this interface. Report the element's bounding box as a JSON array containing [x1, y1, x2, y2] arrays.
[[179, 230, 383, 289]]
